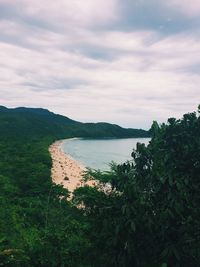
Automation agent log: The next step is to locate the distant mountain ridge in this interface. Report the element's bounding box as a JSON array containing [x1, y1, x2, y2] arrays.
[[0, 106, 150, 140]]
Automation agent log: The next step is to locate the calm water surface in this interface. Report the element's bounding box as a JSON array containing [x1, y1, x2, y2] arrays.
[[62, 138, 151, 170]]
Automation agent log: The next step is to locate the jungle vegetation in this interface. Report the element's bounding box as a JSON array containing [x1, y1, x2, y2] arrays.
[[0, 106, 200, 266]]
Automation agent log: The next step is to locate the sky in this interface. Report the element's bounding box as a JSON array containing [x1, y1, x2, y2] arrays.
[[0, 0, 200, 129]]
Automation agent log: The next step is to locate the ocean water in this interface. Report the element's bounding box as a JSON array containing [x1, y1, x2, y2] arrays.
[[62, 138, 151, 171]]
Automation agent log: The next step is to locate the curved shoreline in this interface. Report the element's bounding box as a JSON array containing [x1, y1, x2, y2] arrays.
[[49, 140, 94, 193]]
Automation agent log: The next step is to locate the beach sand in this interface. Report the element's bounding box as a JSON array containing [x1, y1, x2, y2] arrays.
[[49, 140, 95, 193]]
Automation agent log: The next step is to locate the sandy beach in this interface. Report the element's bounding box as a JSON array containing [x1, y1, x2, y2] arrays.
[[49, 140, 94, 193]]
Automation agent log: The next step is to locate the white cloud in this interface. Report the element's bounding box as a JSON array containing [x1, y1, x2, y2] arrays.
[[0, 0, 119, 28], [0, 1, 200, 129], [166, 0, 200, 16]]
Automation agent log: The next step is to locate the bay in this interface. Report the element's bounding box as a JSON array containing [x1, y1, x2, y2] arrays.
[[62, 138, 151, 171]]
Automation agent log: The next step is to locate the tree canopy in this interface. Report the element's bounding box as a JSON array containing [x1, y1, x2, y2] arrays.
[[0, 106, 200, 266], [74, 109, 200, 267]]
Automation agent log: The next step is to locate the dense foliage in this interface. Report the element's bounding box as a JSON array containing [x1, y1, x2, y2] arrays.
[[0, 137, 91, 266], [0, 105, 200, 266], [0, 106, 149, 139], [74, 108, 200, 267]]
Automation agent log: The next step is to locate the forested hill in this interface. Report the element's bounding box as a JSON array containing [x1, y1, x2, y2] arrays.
[[0, 105, 148, 266], [0, 106, 149, 139], [1, 105, 200, 266]]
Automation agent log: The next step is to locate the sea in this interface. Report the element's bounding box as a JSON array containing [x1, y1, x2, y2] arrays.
[[62, 138, 151, 171]]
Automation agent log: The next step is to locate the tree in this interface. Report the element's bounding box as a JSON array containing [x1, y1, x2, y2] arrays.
[[74, 108, 200, 267]]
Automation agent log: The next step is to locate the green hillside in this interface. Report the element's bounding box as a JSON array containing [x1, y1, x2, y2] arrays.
[[0, 106, 150, 140], [1, 106, 200, 266]]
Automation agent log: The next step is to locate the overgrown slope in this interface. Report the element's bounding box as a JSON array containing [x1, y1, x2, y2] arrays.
[[0, 106, 149, 140], [2, 106, 199, 266]]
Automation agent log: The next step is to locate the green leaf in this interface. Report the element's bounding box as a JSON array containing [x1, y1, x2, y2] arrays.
[[130, 221, 136, 232]]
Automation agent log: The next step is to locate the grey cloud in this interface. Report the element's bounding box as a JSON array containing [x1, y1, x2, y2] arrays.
[[0, 3, 53, 32], [0, 3, 17, 20], [0, 0, 200, 128], [22, 79, 89, 91], [108, 0, 200, 34]]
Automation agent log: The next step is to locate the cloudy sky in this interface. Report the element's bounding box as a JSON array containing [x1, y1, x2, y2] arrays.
[[0, 0, 200, 129]]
